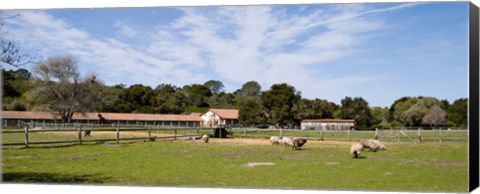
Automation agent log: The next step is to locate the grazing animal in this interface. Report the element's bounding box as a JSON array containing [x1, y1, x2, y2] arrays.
[[361, 139, 386, 152], [84, 130, 91, 137], [292, 138, 307, 150], [281, 137, 294, 147], [350, 143, 364, 158], [202, 134, 209, 143], [149, 136, 157, 141], [270, 136, 282, 145]]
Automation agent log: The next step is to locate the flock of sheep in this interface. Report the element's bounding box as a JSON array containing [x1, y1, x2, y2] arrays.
[[350, 139, 387, 158], [82, 130, 385, 158], [269, 136, 308, 150], [270, 135, 387, 158], [192, 133, 387, 158]]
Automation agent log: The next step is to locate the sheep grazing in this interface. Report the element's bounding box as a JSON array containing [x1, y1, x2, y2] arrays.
[[292, 138, 307, 150], [270, 136, 282, 145], [281, 137, 294, 147], [361, 139, 386, 152], [84, 130, 91, 137], [350, 142, 364, 158], [202, 134, 209, 143], [149, 136, 157, 141]]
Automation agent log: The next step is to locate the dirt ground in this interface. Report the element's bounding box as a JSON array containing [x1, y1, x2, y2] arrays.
[[60, 131, 366, 146]]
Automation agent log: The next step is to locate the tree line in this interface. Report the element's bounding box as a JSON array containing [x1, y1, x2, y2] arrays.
[[2, 55, 468, 129]]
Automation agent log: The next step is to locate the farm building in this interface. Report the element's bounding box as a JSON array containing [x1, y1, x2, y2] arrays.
[[0, 110, 203, 127], [200, 108, 239, 127], [301, 119, 356, 130]]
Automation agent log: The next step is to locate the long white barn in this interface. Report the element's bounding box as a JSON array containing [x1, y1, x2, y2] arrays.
[[301, 119, 356, 130]]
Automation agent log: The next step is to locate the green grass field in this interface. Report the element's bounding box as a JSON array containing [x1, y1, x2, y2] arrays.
[[1, 131, 469, 192]]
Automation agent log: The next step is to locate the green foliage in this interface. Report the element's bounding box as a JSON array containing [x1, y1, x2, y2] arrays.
[[2, 68, 33, 110], [340, 97, 372, 130], [153, 85, 188, 114], [238, 99, 264, 126], [260, 83, 301, 128], [208, 92, 237, 109], [447, 98, 467, 128], [203, 80, 224, 94], [293, 98, 339, 120], [370, 106, 391, 129], [1, 65, 468, 129], [240, 80, 261, 96], [390, 97, 446, 128]]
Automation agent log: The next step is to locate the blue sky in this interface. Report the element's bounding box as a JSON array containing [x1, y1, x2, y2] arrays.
[[2, 2, 469, 107]]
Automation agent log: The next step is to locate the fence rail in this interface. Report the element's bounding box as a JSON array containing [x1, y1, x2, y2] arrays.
[[1, 126, 206, 148], [1, 125, 468, 148], [228, 128, 468, 143]]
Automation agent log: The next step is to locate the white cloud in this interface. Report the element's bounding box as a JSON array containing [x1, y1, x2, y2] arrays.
[[4, 3, 420, 102], [113, 21, 137, 37]]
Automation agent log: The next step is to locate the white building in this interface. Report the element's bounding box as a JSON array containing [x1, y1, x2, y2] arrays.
[[201, 108, 239, 127], [301, 119, 356, 130]]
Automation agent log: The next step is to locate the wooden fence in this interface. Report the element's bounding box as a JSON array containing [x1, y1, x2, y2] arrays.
[[1, 126, 214, 148], [1, 126, 468, 148], [228, 128, 468, 143]]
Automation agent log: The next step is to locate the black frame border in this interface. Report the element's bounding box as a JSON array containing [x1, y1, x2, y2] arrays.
[[469, 2, 479, 192]]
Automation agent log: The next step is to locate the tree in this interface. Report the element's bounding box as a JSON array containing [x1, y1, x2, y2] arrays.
[[118, 84, 155, 113], [29, 56, 100, 122], [422, 105, 447, 129], [94, 85, 125, 113], [208, 92, 236, 109], [203, 80, 224, 94], [370, 106, 391, 129], [2, 68, 33, 110], [238, 99, 264, 126], [1, 11, 38, 67], [447, 98, 467, 128], [182, 84, 212, 108], [240, 81, 261, 96], [340, 97, 372, 130], [260, 83, 301, 128], [152, 84, 188, 114], [293, 98, 339, 120], [390, 96, 444, 127]]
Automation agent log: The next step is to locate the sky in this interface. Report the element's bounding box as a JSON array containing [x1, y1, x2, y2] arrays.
[[1, 1, 470, 107]]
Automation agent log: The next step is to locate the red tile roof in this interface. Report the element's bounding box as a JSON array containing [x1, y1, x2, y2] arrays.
[[302, 119, 355, 123], [1, 111, 203, 122], [206, 108, 239, 119]]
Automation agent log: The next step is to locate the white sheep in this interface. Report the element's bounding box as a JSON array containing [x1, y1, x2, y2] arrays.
[[270, 136, 282, 145], [202, 134, 209, 143], [281, 137, 294, 147], [350, 142, 364, 158], [361, 139, 386, 152]]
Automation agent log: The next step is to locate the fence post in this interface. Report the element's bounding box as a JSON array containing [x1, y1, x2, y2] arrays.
[[174, 128, 177, 140], [116, 127, 120, 144], [280, 128, 283, 137], [320, 128, 324, 141], [396, 130, 400, 142], [375, 128, 379, 140], [148, 126, 152, 141], [347, 129, 351, 141], [417, 128, 422, 143], [78, 126, 83, 145], [24, 126, 29, 148], [439, 128, 442, 143], [243, 127, 247, 138]]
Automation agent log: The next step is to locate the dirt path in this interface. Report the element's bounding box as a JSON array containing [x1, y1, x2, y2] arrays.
[[56, 131, 368, 146]]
